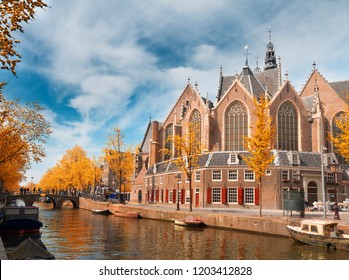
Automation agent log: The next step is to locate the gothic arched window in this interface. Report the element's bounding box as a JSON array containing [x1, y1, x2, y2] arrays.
[[277, 101, 298, 151], [225, 100, 248, 151], [190, 109, 202, 149], [164, 124, 173, 160]]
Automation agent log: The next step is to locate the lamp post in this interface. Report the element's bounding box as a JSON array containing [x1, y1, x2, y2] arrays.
[[175, 173, 181, 211], [31, 177, 34, 194], [329, 162, 340, 220]]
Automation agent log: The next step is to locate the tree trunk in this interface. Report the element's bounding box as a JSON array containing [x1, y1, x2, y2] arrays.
[[259, 177, 262, 217], [189, 174, 193, 212]]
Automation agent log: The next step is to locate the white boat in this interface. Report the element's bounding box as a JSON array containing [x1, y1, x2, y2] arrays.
[[92, 209, 111, 215], [174, 217, 205, 227], [286, 219, 349, 250]]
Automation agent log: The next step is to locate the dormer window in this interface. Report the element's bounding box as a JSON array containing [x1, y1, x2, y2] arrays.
[[228, 153, 239, 165], [288, 151, 300, 166]]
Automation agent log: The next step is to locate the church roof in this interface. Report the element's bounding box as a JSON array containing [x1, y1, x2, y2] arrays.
[[145, 151, 327, 176], [139, 120, 152, 153], [216, 66, 277, 102], [254, 68, 279, 95], [330, 81, 349, 103]]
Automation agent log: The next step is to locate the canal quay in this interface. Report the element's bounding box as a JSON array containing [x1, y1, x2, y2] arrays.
[[79, 197, 349, 237]]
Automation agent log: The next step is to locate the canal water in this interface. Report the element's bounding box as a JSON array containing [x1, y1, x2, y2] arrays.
[[28, 205, 349, 260]]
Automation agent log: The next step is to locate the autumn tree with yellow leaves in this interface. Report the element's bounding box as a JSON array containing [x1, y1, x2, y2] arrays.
[[161, 122, 202, 212], [329, 107, 349, 162], [0, 1, 48, 192], [103, 128, 134, 203], [0, 91, 52, 192], [37, 145, 102, 194], [0, 0, 47, 76], [243, 96, 275, 217]]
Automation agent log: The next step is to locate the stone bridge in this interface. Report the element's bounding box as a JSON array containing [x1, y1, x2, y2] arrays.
[[3, 194, 79, 208]]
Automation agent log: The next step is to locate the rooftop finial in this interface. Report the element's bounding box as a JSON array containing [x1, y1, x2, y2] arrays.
[[268, 26, 272, 42], [188, 77, 191, 84], [254, 55, 261, 72], [313, 61, 317, 70], [244, 45, 251, 66]]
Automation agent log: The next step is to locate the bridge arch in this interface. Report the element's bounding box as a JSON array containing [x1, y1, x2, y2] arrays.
[[4, 194, 79, 208]]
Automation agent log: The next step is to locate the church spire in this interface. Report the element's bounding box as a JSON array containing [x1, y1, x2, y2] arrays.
[[264, 26, 277, 70]]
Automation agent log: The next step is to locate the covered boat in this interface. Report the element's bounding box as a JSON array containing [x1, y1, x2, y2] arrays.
[[286, 219, 349, 250], [0, 206, 43, 235]]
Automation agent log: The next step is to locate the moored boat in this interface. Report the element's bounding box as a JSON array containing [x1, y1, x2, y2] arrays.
[[0, 205, 43, 235], [286, 219, 349, 250], [92, 209, 111, 215], [174, 217, 205, 227], [114, 211, 140, 219]]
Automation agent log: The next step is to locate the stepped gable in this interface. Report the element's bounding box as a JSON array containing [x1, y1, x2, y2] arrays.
[[330, 80, 349, 103]]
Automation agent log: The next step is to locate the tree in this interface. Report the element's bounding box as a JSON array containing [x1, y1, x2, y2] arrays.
[[103, 127, 134, 203], [329, 106, 349, 162], [0, 0, 47, 76], [38, 145, 102, 194], [161, 122, 201, 212], [0, 92, 52, 191], [243, 96, 275, 217]]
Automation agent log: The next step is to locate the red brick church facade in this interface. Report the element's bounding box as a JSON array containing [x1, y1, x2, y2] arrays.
[[131, 34, 349, 210]]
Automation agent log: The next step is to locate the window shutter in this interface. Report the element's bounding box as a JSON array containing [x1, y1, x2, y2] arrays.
[[238, 187, 244, 205], [173, 188, 177, 203], [181, 189, 185, 204], [156, 189, 159, 202], [254, 187, 260, 205], [207, 187, 212, 204], [222, 187, 227, 204], [165, 189, 169, 203]]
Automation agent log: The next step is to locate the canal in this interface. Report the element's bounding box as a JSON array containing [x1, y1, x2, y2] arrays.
[[24, 205, 349, 260]]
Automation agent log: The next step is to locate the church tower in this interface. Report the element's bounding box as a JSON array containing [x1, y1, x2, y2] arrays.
[[264, 27, 277, 70]]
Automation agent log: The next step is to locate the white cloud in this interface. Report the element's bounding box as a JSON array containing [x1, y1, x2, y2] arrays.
[[15, 0, 349, 183]]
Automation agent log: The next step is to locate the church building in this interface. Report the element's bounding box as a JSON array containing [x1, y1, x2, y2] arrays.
[[131, 31, 349, 211]]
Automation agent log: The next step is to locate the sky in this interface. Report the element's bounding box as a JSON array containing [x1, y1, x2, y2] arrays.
[[2, 0, 349, 184]]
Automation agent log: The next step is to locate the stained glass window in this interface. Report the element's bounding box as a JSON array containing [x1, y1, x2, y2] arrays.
[[278, 101, 298, 151], [225, 100, 248, 151]]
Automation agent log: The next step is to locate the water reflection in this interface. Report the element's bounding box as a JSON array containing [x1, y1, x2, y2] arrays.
[[32, 206, 349, 260]]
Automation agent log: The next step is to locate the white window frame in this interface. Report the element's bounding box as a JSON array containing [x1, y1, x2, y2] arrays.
[[185, 189, 190, 204], [244, 187, 255, 204], [212, 170, 222, 181], [212, 187, 222, 203], [169, 189, 173, 203], [227, 153, 239, 164], [227, 187, 238, 204], [244, 170, 255, 181], [159, 189, 163, 202], [160, 176, 163, 184], [266, 170, 271, 176], [282, 170, 289, 181], [228, 169, 238, 181], [195, 171, 201, 182]]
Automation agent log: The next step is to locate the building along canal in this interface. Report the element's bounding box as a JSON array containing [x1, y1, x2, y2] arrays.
[[2, 202, 346, 260]]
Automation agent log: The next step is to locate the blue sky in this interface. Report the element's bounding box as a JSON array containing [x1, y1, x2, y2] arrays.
[[2, 0, 349, 184]]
